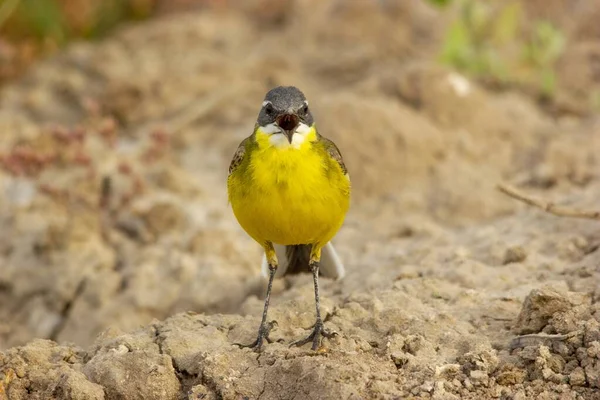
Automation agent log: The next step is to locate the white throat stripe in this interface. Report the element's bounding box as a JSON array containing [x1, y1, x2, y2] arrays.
[[260, 122, 312, 149]]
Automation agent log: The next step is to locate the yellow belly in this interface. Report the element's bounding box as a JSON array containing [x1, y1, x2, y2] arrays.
[[228, 138, 350, 247]]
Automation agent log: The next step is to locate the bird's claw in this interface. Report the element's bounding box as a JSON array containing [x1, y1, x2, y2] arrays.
[[290, 321, 337, 351], [235, 320, 278, 352]]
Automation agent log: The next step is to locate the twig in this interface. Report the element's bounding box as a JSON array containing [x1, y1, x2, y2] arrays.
[[48, 278, 87, 341], [510, 332, 581, 350], [98, 175, 117, 245], [497, 183, 600, 220]]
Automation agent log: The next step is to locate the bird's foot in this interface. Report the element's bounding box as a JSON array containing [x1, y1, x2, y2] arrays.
[[235, 320, 277, 352], [290, 321, 337, 351]]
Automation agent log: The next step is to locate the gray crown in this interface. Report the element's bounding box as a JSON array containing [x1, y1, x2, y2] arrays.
[[257, 86, 314, 127]]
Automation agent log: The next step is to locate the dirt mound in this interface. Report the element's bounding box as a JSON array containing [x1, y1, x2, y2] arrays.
[[1, 2, 600, 399], [3, 270, 600, 398]]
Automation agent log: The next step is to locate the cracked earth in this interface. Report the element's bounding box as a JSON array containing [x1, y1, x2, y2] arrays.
[[2, 1, 600, 399]]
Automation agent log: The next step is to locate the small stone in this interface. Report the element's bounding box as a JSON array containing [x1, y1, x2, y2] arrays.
[[552, 341, 570, 357], [512, 390, 527, 400], [563, 359, 579, 375], [432, 380, 458, 400], [569, 367, 586, 386], [458, 349, 499, 374], [15, 366, 26, 378], [469, 370, 489, 386], [585, 361, 600, 388], [84, 349, 180, 400], [420, 380, 434, 393], [587, 341, 600, 358], [435, 363, 460, 379], [541, 367, 565, 384], [515, 287, 589, 334], [546, 354, 566, 374], [576, 347, 588, 362], [503, 246, 527, 265], [491, 385, 504, 398], [584, 319, 600, 346], [53, 371, 105, 400], [519, 346, 541, 361], [463, 378, 473, 390], [113, 344, 129, 354], [495, 367, 526, 385]]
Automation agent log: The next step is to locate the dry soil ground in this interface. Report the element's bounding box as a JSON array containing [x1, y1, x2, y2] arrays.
[[1, 2, 600, 399]]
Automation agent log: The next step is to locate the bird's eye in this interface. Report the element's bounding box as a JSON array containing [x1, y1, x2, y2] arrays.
[[302, 104, 309, 114], [264, 103, 274, 115]]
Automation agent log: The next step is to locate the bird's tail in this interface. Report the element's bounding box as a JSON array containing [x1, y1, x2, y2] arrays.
[[261, 242, 345, 280]]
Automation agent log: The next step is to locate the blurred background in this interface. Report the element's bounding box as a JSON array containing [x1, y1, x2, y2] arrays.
[[0, 0, 599, 351]]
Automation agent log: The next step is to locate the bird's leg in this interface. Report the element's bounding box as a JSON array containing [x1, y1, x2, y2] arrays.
[[235, 242, 278, 352], [290, 246, 337, 350]]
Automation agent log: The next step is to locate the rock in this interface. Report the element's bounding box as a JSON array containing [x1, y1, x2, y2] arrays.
[[585, 361, 600, 388], [503, 246, 528, 265], [435, 364, 461, 379], [569, 367, 586, 386], [469, 370, 489, 387], [495, 366, 527, 385], [515, 287, 591, 334], [587, 341, 600, 359], [52, 371, 106, 400], [584, 319, 600, 346], [83, 330, 180, 400], [0, 339, 104, 400], [458, 348, 499, 375], [432, 380, 459, 400]]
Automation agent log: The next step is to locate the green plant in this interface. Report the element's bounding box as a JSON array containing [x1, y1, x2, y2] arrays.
[[440, 0, 521, 82], [439, 0, 565, 98], [590, 91, 600, 112], [0, 0, 157, 85], [1, 0, 155, 43], [1, 0, 68, 44], [427, 0, 454, 8], [523, 21, 565, 97]]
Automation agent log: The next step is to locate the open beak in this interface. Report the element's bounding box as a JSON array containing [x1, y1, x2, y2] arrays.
[[276, 114, 299, 143]]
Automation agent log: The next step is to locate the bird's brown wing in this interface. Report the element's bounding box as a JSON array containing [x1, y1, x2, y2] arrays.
[[320, 136, 347, 175], [228, 137, 249, 176]]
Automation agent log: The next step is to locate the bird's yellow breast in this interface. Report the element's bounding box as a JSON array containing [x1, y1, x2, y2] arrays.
[[228, 127, 350, 247]]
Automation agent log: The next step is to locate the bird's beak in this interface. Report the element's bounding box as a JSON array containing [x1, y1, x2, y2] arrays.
[[276, 114, 299, 143]]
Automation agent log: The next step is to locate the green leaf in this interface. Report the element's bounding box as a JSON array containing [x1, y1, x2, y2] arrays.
[[441, 21, 471, 68], [493, 2, 521, 44], [540, 68, 556, 97], [16, 0, 68, 42], [427, 0, 453, 7]]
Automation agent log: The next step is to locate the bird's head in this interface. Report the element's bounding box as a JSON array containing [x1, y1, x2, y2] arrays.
[[256, 86, 315, 148]]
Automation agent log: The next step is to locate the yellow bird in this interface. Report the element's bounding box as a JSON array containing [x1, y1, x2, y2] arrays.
[[227, 86, 350, 351]]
